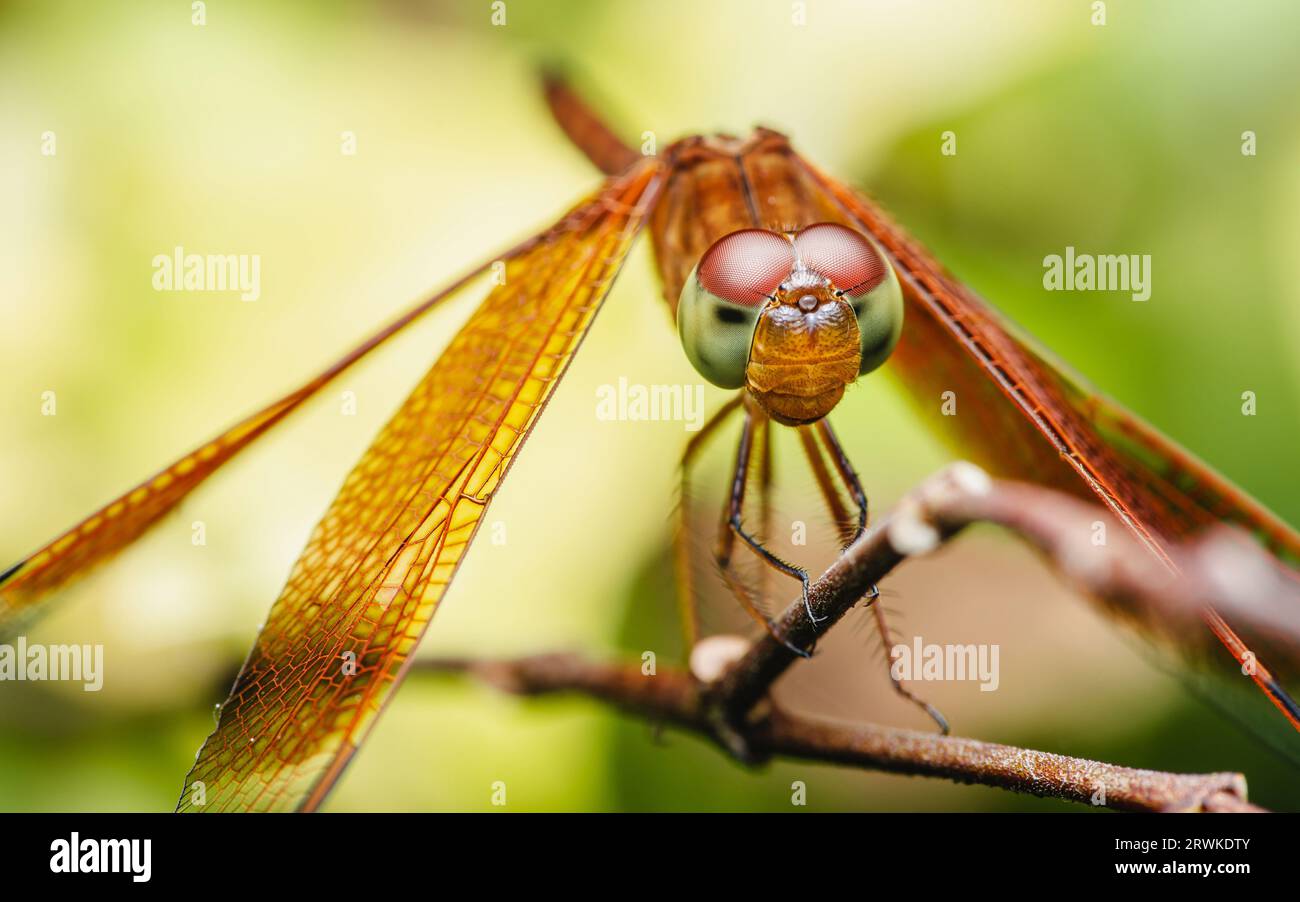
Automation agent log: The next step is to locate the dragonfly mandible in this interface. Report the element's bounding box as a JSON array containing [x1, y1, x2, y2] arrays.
[[2, 72, 1298, 812]]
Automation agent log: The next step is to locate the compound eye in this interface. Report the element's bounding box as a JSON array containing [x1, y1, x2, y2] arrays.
[[677, 230, 795, 390], [697, 229, 797, 305], [796, 222, 902, 377], [794, 222, 888, 295]]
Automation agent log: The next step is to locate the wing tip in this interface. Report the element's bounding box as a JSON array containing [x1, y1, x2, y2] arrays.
[[534, 62, 638, 177], [537, 58, 569, 89], [0, 559, 23, 587], [1264, 674, 1300, 730]]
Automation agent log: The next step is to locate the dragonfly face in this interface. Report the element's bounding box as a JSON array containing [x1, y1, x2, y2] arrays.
[[677, 222, 904, 425]]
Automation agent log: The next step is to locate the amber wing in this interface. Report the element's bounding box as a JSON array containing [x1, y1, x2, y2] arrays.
[[0, 243, 539, 637], [175, 160, 662, 812], [795, 156, 1300, 734]]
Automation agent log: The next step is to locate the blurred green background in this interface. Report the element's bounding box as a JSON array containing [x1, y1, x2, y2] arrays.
[[2, 0, 1298, 811]]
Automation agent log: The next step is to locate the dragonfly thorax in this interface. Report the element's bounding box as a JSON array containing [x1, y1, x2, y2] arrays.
[[676, 223, 905, 425]]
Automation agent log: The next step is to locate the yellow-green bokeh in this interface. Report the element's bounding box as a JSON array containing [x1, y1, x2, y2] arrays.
[[2, 0, 1298, 811]]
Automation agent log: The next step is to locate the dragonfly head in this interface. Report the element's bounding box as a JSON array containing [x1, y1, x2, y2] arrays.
[[677, 223, 903, 425]]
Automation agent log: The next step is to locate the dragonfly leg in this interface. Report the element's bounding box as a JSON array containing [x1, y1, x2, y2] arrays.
[[797, 425, 854, 546], [755, 414, 775, 616], [870, 600, 951, 735], [676, 395, 746, 653], [804, 420, 945, 731], [716, 407, 816, 656], [811, 417, 881, 598], [813, 418, 868, 545]]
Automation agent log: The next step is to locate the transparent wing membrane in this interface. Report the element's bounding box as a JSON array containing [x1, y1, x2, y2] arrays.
[[0, 246, 528, 638], [178, 160, 663, 812], [799, 157, 1300, 744]]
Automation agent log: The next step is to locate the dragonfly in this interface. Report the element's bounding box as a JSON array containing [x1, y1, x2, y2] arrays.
[[3, 73, 1299, 812]]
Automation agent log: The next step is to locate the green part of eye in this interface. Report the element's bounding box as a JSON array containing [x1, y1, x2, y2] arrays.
[[847, 244, 904, 375], [677, 266, 763, 389]]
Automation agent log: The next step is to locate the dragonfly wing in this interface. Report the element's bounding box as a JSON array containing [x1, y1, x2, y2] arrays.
[[177, 159, 664, 812], [796, 157, 1300, 734], [542, 69, 639, 176], [1056, 368, 1300, 569], [0, 241, 541, 638]]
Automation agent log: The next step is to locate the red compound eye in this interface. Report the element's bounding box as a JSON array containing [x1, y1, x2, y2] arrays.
[[697, 229, 796, 305], [794, 223, 887, 295]]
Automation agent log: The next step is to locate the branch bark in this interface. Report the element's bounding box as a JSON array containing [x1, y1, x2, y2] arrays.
[[418, 463, 1295, 813], [418, 653, 1260, 812]]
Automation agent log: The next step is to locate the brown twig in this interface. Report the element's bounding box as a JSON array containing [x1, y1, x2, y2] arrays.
[[417, 653, 1261, 812], [709, 463, 1300, 736], [417, 463, 1294, 813]]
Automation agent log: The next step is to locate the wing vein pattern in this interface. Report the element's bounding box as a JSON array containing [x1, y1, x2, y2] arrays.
[[0, 242, 539, 637], [178, 160, 663, 812]]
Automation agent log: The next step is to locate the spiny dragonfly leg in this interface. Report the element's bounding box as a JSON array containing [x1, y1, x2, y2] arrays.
[[870, 598, 951, 735], [755, 414, 775, 618], [675, 394, 745, 653], [716, 407, 815, 657], [804, 419, 945, 731], [810, 418, 880, 601]]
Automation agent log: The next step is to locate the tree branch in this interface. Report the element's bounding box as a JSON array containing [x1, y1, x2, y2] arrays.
[[418, 653, 1260, 812], [708, 463, 1300, 736], [417, 463, 1295, 813]]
